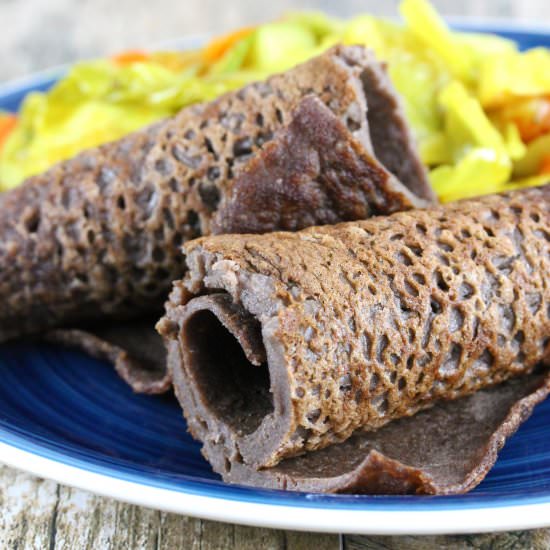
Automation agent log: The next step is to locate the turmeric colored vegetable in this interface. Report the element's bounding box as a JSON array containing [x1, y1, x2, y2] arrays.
[[514, 133, 550, 177], [400, 0, 472, 82], [3, 0, 550, 200], [479, 48, 550, 109], [247, 22, 317, 72]]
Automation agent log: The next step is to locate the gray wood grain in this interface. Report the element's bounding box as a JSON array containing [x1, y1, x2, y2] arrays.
[[3, 463, 550, 549], [345, 531, 550, 549], [0, 465, 342, 549]]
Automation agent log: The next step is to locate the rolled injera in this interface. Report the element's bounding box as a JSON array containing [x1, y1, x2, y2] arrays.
[[0, 45, 432, 392], [157, 185, 550, 494]]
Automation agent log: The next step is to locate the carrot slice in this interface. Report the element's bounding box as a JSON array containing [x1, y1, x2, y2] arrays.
[[512, 98, 550, 143], [538, 153, 550, 175], [0, 114, 17, 151], [112, 50, 150, 65], [202, 27, 254, 63]]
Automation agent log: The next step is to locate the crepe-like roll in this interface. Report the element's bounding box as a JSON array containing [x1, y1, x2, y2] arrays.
[[45, 318, 170, 393], [0, 46, 431, 391], [158, 185, 550, 493]]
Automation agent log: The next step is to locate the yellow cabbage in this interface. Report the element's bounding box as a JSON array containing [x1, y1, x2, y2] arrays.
[[2, 0, 550, 201]]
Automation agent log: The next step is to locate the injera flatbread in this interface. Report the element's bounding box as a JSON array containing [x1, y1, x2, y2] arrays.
[[158, 185, 550, 493], [0, 46, 431, 391]]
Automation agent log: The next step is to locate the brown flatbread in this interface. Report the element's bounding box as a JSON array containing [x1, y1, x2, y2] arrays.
[[212, 96, 424, 235], [202, 370, 550, 494], [0, 46, 431, 390], [44, 320, 169, 394], [158, 185, 550, 493]]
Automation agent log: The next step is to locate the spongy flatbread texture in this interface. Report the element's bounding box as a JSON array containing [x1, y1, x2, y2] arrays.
[[221, 370, 550, 494], [0, 45, 429, 350], [42, 93, 426, 394], [159, 185, 550, 490], [212, 96, 425, 235]]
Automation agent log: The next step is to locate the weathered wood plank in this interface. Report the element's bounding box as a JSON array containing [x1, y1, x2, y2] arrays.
[[158, 513, 202, 550], [4, 464, 550, 550], [45, 483, 163, 549], [0, 465, 340, 549], [345, 531, 550, 550], [0, 465, 58, 550], [198, 519, 235, 549], [286, 531, 341, 550], [196, 519, 342, 550], [233, 524, 285, 549]]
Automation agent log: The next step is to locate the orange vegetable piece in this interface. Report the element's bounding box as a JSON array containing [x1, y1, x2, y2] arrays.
[[512, 98, 550, 143], [515, 113, 550, 143], [202, 26, 254, 63], [0, 114, 17, 151], [112, 50, 150, 65], [538, 153, 550, 175]]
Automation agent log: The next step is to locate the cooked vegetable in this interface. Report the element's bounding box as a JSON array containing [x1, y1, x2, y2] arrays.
[[2, 0, 550, 199], [0, 114, 17, 151], [479, 48, 550, 109], [491, 97, 550, 143], [112, 50, 151, 65], [400, 0, 472, 82], [429, 81, 512, 201], [514, 133, 550, 177], [202, 27, 255, 63], [247, 22, 317, 72]]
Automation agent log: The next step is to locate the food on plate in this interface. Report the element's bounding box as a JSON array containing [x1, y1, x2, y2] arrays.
[[158, 185, 550, 493], [0, 46, 431, 392], [0, 0, 548, 497], [45, 320, 170, 394], [2, 0, 550, 200]]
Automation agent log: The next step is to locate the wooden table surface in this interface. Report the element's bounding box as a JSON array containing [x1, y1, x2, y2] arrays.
[[1, 0, 549, 548], [3, 465, 550, 549], [3, 464, 550, 550]]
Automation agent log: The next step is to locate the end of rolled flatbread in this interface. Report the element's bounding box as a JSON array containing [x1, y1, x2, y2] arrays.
[[45, 320, 171, 394], [159, 274, 550, 493], [0, 45, 434, 396], [358, 55, 435, 203], [158, 185, 550, 493], [221, 371, 550, 494], [212, 95, 428, 235]]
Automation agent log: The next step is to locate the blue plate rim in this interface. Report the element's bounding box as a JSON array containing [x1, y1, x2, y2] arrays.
[[3, 429, 550, 535]]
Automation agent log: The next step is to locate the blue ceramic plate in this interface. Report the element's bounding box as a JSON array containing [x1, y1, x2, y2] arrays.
[[1, 24, 550, 536]]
